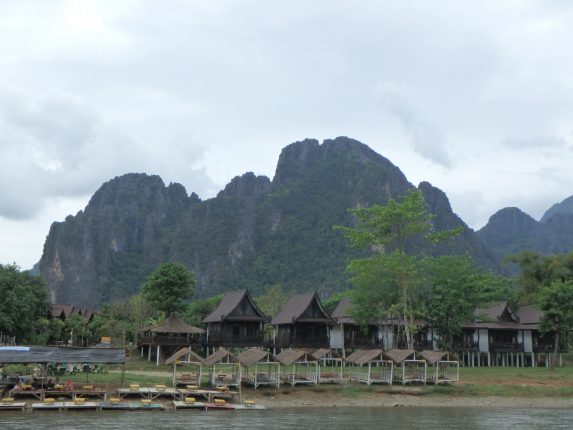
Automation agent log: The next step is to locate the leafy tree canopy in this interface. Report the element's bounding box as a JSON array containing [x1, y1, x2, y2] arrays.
[[141, 263, 195, 316], [421, 255, 513, 350], [336, 190, 459, 348], [0, 264, 49, 343]]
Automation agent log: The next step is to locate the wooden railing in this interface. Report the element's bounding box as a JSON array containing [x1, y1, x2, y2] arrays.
[[138, 335, 203, 346], [489, 341, 524, 352], [207, 335, 265, 347]]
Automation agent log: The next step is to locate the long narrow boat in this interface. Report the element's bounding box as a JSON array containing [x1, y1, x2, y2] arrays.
[[32, 401, 66, 411], [63, 401, 100, 410], [100, 401, 166, 411], [0, 402, 26, 411]]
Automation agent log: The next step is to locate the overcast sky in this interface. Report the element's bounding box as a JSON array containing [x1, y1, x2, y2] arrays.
[[1, 0, 573, 269]]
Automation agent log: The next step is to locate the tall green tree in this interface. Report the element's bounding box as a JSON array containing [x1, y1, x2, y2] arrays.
[[255, 285, 288, 319], [421, 255, 513, 350], [509, 251, 573, 302], [0, 264, 50, 343], [538, 280, 573, 368], [336, 190, 458, 348], [180, 294, 224, 327], [141, 263, 196, 316]]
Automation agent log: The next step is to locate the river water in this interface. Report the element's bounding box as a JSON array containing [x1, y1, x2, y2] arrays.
[[1, 407, 571, 429]]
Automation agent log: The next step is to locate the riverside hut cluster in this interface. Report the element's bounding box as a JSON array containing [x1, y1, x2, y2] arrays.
[[138, 289, 566, 375]]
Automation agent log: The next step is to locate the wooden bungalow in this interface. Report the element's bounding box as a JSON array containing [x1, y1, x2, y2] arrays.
[[517, 305, 567, 367], [458, 302, 528, 367], [204, 348, 241, 389], [311, 348, 345, 384], [49, 305, 97, 324], [346, 349, 393, 385], [385, 349, 426, 385], [203, 290, 268, 349], [138, 314, 205, 365], [330, 297, 381, 354], [276, 349, 319, 386], [419, 350, 459, 384], [165, 347, 206, 387], [237, 348, 280, 389], [272, 293, 331, 349]]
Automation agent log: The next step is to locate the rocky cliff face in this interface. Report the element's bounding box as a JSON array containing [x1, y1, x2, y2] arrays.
[[39, 137, 500, 307], [477, 203, 573, 262]]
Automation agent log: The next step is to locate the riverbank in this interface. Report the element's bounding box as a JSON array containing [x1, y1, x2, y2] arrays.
[[245, 384, 573, 409]]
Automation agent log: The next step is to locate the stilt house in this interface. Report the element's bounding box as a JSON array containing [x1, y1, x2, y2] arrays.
[[203, 290, 267, 348], [272, 292, 331, 349]]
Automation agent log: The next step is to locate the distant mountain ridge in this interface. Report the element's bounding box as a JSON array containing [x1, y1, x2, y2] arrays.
[[477, 195, 573, 262], [39, 137, 501, 308]]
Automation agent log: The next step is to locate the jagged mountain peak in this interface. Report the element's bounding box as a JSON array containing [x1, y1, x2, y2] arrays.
[[541, 195, 573, 223], [217, 172, 271, 199], [39, 137, 500, 307]]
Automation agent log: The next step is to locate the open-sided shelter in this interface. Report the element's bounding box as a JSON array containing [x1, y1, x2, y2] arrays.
[[346, 349, 393, 385], [311, 348, 345, 383], [237, 348, 280, 388], [203, 290, 268, 348], [276, 349, 318, 386], [138, 314, 205, 365], [272, 293, 331, 349], [385, 349, 426, 385], [165, 347, 206, 387], [204, 348, 241, 389], [418, 350, 459, 384]]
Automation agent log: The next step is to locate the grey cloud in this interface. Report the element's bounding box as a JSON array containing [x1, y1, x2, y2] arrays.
[[377, 82, 453, 168], [0, 86, 218, 220], [502, 135, 568, 150]]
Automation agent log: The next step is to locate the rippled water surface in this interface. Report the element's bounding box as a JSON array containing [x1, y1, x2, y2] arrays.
[[1, 407, 572, 429]]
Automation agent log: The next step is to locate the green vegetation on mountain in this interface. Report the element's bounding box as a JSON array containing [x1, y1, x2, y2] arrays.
[[39, 137, 501, 308]]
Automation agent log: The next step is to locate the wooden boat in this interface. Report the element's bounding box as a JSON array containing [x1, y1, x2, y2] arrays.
[[204, 399, 266, 410], [0, 398, 26, 411], [172, 400, 207, 410], [100, 400, 165, 411], [63, 401, 100, 410], [32, 401, 66, 410]]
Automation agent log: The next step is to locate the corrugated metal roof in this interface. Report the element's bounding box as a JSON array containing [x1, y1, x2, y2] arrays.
[[0, 346, 125, 364], [271, 292, 330, 325]]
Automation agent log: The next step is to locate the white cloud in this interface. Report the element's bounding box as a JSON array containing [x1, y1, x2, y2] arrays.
[[2, 0, 573, 267]]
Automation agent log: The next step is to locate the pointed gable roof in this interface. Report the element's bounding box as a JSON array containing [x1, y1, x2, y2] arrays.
[[331, 297, 354, 324], [271, 292, 331, 325], [475, 301, 517, 323], [276, 349, 315, 365], [203, 348, 236, 367], [345, 349, 384, 365], [203, 290, 267, 323], [165, 347, 205, 365], [384, 349, 416, 364], [517, 305, 543, 325], [237, 348, 277, 367], [150, 314, 205, 334]]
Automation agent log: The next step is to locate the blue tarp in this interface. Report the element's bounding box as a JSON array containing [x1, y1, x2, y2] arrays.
[[0, 346, 125, 364]]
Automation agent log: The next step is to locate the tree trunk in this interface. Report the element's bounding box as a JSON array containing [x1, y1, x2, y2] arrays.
[[552, 328, 560, 370]]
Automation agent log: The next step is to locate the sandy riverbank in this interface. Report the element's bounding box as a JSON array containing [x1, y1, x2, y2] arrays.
[[243, 385, 573, 409]]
